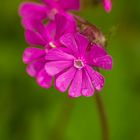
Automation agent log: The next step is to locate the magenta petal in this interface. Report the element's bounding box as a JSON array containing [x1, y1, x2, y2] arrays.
[[93, 55, 113, 70], [82, 70, 94, 97], [36, 69, 52, 89], [55, 67, 76, 92], [29, 19, 46, 34], [60, 33, 89, 56], [89, 44, 107, 59], [44, 21, 56, 40], [42, 0, 55, 7], [19, 2, 47, 19], [21, 18, 34, 30], [26, 58, 45, 77], [68, 70, 82, 97], [45, 48, 75, 61], [88, 44, 113, 70], [45, 60, 72, 76], [64, 14, 77, 33], [55, 13, 76, 39], [60, 33, 78, 55], [74, 33, 89, 56], [23, 47, 45, 64], [25, 30, 46, 46], [21, 14, 46, 31], [86, 65, 104, 91], [55, 14, 68, 39], [59, 0, 80, 11], [19, 2, 47, 30]]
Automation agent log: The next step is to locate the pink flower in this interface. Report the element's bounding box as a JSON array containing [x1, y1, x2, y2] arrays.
[[19, 0, 80, 30], [102, 0, 112, 13], [45, 33, 113, 97], [23, 47, 52, 89], [24, 14, 76, 49], [23, 14, 77, 89], [43, 0, 80, 18]]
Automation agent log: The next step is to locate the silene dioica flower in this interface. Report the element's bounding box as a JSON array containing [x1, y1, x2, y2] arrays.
[[19, 0, 113, 98]]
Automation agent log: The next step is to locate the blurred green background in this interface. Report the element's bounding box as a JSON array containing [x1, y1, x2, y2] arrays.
[[0, 0, 140, 140]]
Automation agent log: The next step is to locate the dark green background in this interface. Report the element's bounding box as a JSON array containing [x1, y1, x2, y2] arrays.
[[0, 0, 140, 140]]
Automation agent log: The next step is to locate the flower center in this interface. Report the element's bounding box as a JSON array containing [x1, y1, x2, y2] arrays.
[[49, 8, 58, 19], [74, 59, 85, 69], [49, 42, 57, 48], [51, 8, 58, 15]]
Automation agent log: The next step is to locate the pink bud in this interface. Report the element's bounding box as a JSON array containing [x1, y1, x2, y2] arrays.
[[103, 0, 112, 13]]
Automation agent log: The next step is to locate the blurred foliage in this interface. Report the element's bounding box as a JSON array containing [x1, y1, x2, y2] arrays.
[[0, 0, 140, 140]]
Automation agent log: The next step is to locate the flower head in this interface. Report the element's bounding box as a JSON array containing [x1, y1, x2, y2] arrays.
[[19, 0, 113, 97], [25, 13, 76, 49], [19, 0, 80, 30], [23, 14, 77, 89], [45, 33, 113, 97], [43, 0, 80, 18]]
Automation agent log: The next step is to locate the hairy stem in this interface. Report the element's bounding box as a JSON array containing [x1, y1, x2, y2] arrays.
[[95, 92, 110, 140]]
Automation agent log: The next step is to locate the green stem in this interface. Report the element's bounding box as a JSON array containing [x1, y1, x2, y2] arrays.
[[95, 93, 110, 140]]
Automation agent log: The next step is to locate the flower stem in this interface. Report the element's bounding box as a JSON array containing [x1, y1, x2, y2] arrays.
[[95, 92, 110, 140]]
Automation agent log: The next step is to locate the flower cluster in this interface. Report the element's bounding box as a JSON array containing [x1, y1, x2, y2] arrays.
[[19, 0, 113, 97]]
